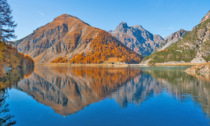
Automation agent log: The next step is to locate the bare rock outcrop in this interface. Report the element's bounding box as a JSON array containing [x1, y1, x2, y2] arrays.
[[109, 22, 164, 56], [185, 63, 210, 80]]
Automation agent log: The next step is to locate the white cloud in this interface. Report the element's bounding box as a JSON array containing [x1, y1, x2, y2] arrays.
[[38, 11, 45, 16]]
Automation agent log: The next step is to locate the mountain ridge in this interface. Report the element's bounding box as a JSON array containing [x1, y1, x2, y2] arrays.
[[17, 14, 142, 64], [157, 29, 189, 51], [109, 22, 164, 56], [143, 11, 210, 64]]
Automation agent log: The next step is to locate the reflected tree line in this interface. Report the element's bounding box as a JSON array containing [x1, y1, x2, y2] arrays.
[[143, 68, 210, 116], [13, 66, 210, 117], [0, 89, 16, 126], [0, 66, 34, 126], [0, 67, 34, 89]]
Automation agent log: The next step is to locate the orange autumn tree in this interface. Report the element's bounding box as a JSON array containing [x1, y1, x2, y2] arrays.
[[70, 31, 142, 64], [50, 57, 68, 63], [19, 53, 34, 67]]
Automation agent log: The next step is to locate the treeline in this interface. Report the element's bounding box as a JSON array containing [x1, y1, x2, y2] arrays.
[[71, 31, 141, 63], [51, 31, 142, 64], [0, 41, 34, 77], [50, 57, 68, 63], [19, 53, 34, 68]]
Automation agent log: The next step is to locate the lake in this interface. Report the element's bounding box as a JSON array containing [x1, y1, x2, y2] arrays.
[[0, 66, 209, 126]]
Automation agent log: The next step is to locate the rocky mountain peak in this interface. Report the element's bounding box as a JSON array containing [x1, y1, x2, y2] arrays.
[[179, 29, 185, 32], [133, 24, 144, 30], [200, 10, 210, 23], [114, 22, 128, 33], [157, 29, 189, 51], [110, 23, 164, 56], [174, 29, 188, 37], [53, 13, 71, 21]]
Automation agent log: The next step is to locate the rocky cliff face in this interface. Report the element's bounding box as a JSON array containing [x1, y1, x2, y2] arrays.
[[109, 22, 164, 56], [17, 14, 142, 64], [201, 11, 210, 23], [143, 11, 210, 64], [157, 29, 189, 51], [185, 63, 210, 80]]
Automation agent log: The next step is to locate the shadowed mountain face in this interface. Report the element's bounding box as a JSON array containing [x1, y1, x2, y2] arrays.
[[16, 14, 142, 64], [109, 22, 164, 56], [14, 66, 210, 117]]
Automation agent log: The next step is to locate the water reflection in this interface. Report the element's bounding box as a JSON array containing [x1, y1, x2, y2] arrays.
[[143, 68, 210, 116], [0, 67, 34, 89], [16, 66, 141, 115], [0, 89, 16, 125], [13, 66, 210, 118], [1, 66, 209, 125], [112, 73, 162, 107]]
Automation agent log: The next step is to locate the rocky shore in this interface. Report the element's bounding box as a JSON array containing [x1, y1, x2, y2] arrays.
[[185, 63, 210, 81]]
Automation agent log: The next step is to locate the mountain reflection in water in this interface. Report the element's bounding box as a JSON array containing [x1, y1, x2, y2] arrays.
[[15, 66, 141, 115], [1, 66, 209, 126], [13, 66, 209, 118]]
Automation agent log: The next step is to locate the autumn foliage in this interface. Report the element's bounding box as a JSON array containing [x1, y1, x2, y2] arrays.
[[19, 53, 34, 67], [70, 31, 142, 64], [50, 57, 68, 63], [71, 67, 141, 97]]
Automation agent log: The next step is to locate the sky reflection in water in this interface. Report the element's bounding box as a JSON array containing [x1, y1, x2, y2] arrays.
[[1, 66, 210, 126]]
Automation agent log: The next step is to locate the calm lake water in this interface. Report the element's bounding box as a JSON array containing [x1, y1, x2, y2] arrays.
[[0, 66, 209, 126]]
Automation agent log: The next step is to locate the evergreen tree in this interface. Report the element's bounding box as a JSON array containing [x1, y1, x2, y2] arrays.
[[0, 0, 16, 42]]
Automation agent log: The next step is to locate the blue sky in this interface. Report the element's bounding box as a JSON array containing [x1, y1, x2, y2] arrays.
[[8, 0, 210, 40]]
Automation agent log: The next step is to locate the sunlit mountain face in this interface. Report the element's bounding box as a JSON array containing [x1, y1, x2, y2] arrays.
[[0, 66, 209, 126]]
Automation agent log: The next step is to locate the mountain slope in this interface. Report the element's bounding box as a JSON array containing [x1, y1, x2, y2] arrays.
[[17, 14, 142, 64], [143, 11, 210, 64], [157, 29, 189, 51], [109, 22, 164, 56]]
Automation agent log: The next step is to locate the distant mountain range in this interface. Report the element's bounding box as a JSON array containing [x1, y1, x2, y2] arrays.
[[143, 10, 210, 64], [157, 29, 189, 51], [16, 14, 142, 64], [16, 11, 210, 64], [109, 22, 164, 56]]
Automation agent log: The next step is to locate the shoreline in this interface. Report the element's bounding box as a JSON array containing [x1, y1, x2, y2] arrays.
[[34, 62, 208, 67]]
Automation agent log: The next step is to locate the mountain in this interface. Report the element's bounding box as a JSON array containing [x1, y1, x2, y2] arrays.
[[109, 22, 164, 56], [16, 14, 142, 64], [157, 29, 189, 51], [143, 11, 210, 64]]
